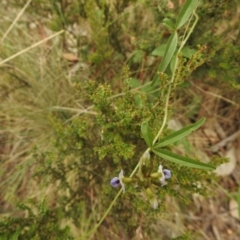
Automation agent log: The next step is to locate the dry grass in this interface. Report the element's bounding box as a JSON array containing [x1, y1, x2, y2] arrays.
[[0, 0, 74, 212]]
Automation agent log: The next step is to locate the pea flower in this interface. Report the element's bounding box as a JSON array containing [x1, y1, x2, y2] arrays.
[[158, 165, 171, 186], [163, 169, 171, 179], [110, 177, 121, 188], [110, 169, 126, 193]]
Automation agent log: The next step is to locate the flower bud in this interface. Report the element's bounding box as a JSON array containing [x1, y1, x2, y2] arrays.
[[150, 172, 162, 179], [146, 187, 155, 198], [121, 177, 133, 184], [146, 188, 158, 209], [141, 151, 150, 165]]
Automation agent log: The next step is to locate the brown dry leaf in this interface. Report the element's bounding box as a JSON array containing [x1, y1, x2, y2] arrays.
[[63, 53, 79, 62]]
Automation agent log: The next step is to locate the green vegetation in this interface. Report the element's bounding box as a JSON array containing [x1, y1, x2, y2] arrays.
[[0, 0, 239, 239]]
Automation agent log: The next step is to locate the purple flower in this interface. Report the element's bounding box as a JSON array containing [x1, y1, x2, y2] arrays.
[[163, 169, 172, 179], [110, 177, 120, 187], [110, 169, 125, 193], [158, 165, 171, 186]]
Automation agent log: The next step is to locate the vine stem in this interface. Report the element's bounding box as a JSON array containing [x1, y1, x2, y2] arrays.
[[78, 7, 200, 240], [78, 189, 122, 240]]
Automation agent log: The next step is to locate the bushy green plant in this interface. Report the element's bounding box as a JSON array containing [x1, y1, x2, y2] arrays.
[[0, 0, 238, 239]]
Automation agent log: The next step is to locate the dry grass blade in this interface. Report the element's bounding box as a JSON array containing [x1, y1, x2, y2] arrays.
[[0, 0, 32, 45], [0, 30, 64, 66]]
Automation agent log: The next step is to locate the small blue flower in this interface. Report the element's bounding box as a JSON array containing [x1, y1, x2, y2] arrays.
[[110, 169, 125, 193], [158, 165, 171, 186], [110, 177, 120, 187], [163, 169, 171, 179]]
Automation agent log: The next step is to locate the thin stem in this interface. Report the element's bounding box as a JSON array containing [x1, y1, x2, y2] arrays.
[[178, 11, 199, 53], [78, 189, 122, 240], [152, 84, 172, 145], [130, 148, 150, 178]]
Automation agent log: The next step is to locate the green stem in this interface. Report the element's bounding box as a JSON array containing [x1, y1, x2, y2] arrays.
[[78, 189, 122, 240]]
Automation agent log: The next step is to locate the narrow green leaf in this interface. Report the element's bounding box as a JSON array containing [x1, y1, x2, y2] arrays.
[[162, 18, 175, 31], [170, 53, 177, 73], [154, 117, 205, 148], [152, 148, 215, 170], [175, 0, 199, 29], [141, 121, 153, 147], [10, 230, 20, 240], [158, 31, 178, 73], [151, 32, 178, 86]]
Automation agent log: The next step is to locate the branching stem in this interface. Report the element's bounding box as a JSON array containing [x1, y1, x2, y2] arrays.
[[78, 7, 200, 240]]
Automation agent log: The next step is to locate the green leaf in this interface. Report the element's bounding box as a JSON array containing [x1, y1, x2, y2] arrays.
[[169, 47, 197, 73], [141, 82, 155, 93], [152, 32, 178, 86], [175, 0, 199, 29], [129, 78, 141, 88], [152, 148, 215, 170], [154, 117, 205, 148], [134, 94, 144, 107], [170, 53, 177, 73], [141, 121, 153, 147], [151, 44, 167, 57], [132, 50, 145, 63], [162, 18, 175, 31], [10, 230, 20, 240], [181, 46, 196, 58], [158, 31, 178, 73]]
